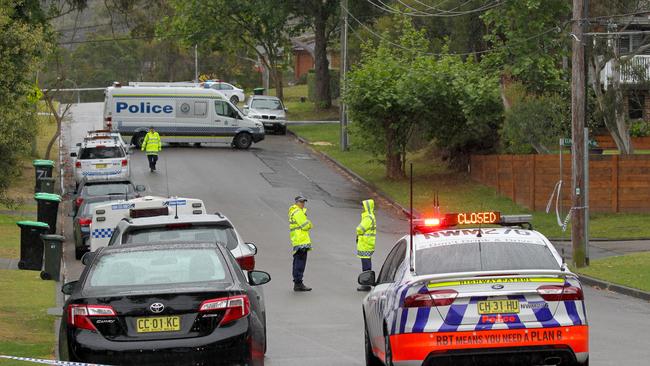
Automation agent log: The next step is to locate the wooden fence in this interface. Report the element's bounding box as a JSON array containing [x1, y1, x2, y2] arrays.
[[594, 135, 650, 150], [470, 154, 650, 213]]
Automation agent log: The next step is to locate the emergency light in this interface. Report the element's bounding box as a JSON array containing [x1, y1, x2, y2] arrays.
[[412, 211, 532, 233]]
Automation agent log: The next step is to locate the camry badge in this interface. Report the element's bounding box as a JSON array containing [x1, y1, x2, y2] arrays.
[[491, 284, 504, 290], [150, 303, 165, 313]]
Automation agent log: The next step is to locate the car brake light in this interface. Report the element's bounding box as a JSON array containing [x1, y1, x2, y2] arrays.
[[75, 197, 84, 207], [537, 285, 583, 301], [121, 159, 128, 166], [75, 161, 81, 168], [199, 295, 250, 325], [403, 289, 458, 308], [78, 218, 92, 226], [67, 304, 116, 331], [236, 255, 255, 271]]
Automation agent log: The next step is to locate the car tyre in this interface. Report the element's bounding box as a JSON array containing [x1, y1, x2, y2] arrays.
[[365, 321, 383, 366], [74, 245, 85, 260], [230, 95, 239, 105], [384, 324, 393, 366], [132, 132, 146, 149], [233, 132, 253, 149]]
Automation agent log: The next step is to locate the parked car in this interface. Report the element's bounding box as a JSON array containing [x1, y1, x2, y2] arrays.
[[71, 137, 130, 185], [243, 96, 288, 135], [72, 179, 145, 216], [72, 195, 124, 260], [59, 242, 270, 365], [203, 81, 246, 105]]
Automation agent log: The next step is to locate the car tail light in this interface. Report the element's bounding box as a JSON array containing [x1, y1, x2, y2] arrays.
[[67, 304, 116, 331], [75, 161, 81, 168], [537, 285, 583, 301], [121, 159, 128, 167], [403, 289, 458, 308], [236, 255, 255, 271], [75, 197, 84, 207], [78, 217, 92, 226], [199, 295, 250, 325]]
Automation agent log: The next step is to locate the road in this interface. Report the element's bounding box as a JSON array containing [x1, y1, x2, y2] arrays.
[[61, 103, 650, 366]]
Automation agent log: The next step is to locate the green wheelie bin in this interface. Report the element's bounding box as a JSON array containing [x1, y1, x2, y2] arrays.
[[16, 221, 50, 270], [35, 193, 61, 234], [33, 159, 55, 191], [40, 234, 65, 281]]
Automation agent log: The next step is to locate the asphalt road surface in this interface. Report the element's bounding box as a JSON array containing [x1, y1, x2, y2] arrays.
[[61, 103, 650, 366]]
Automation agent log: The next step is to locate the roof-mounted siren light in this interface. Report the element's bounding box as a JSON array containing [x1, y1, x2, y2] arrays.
[[112, 81, 121, 88], [499, 214, 534, 228]]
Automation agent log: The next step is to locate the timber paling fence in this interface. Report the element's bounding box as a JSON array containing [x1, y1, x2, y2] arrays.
[[470, 154, 650, 213]]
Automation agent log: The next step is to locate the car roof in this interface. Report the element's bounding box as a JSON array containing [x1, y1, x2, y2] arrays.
[[100, 241, 222, 255], [123, 214, 232, 227], [413, 227, 549, 251], [81, 138, 121, 148]]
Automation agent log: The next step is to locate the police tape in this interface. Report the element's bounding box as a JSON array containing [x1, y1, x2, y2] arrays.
[[0, 355, 109, 366]]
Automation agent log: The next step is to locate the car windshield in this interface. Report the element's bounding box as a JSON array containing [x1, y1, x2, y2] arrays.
[[79, 146, 125, 159], [87, 248, 230, 288], [416, 241, 560, 275], [122, 225, 239, 250], [251, 99, 282, 110], [82, 183, 133, 197]]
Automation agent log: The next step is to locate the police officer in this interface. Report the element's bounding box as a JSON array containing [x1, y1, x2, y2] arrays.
[[356, 199, 376, 292], [288, 196, 313, 292], [141, 126, 162, 172]]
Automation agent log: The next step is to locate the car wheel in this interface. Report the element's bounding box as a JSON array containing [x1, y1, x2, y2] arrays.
[[132, 132, 145, 149], [233, 132, 253, 149], [365, 321, 383, 366], [75, 245, 85, 260], [384, 325, 393, 366], [230, 95, 239, 105]]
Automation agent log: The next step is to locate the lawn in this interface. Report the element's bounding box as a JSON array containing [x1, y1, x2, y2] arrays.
[[574, 252, 650, 292], [289, 123, 650, 239], [0, 270, 56, 364], [268, 85, 339, 121], [0, 214, 34, 259]]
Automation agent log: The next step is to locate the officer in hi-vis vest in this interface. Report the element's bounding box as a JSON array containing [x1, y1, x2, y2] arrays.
[[356, 199, 376, 292], [141, 126, 162, 172], [288, 196, 313, 292]]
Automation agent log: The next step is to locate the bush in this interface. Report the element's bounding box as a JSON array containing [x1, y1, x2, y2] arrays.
[[307, 69, 340, 101], [629, 119, 650, 138]]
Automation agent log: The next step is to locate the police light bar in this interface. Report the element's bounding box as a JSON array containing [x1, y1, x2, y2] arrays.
[[413, 211, 533, 233], [500, 214, 533, 225]]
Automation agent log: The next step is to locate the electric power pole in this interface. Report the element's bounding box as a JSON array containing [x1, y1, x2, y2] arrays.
[[194, 45, 199, 83], [340, 0, 349, 151], [571, 0, 587, 268]]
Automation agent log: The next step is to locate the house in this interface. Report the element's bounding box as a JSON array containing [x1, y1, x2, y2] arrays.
[[291, 34, 340, 80]]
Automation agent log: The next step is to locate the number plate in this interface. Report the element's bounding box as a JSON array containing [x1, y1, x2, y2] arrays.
[[477, 299, 520, 314], [136, 316, 181, 333], [95, 164, 107, 169], [263, 123, 273, 127]]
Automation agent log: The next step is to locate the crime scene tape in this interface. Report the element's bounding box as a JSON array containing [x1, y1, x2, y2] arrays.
[[0, 355, 109, 366]]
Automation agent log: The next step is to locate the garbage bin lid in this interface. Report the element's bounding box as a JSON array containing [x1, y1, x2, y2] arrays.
[[253, 87, 265, 91], [34, 192, 62, 202], [40, 234, 65, 241], [33, 159, 55, 167], [16, 220, 50, 229]]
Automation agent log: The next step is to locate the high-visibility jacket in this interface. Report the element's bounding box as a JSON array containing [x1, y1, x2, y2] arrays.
[[288, 204, 312, 253], [141, 131, 162, 155], [356, 199, 376, 258]]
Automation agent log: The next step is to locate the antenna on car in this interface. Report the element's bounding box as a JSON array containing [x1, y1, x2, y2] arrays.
[[409, 163, 415, 273], [174, 201, 179, 220]]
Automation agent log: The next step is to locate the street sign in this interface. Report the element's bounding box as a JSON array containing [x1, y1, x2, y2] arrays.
[[560, 138, 598, 148]]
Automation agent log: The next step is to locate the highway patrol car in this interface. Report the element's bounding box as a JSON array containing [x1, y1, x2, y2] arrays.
[[71, 135, 130, 184], [359, 212, 588, 366]]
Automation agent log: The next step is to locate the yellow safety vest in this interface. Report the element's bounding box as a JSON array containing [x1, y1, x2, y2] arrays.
[[141, 132, 162, 155], [356, 199, 376, 258], [288, 204, 312, 253]]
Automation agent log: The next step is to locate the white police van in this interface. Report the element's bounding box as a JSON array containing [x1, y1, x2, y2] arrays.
[[103, 85, 265, 149]]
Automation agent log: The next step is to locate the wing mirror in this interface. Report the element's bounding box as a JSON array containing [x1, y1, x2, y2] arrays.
[[81, 252, 95, 266], [358, 270, 376, 286], [247, 270, 271, 286], [245, 242, 258, 255], [61, 281, 78, 295], [135, 185, 146, 192]]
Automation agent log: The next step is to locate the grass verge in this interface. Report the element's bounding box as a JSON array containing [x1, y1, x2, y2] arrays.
[[0, 270, 56, 363], [0, 214, 33, 259], [289, 123, 650, 239], [269, 85, 339, 121], [574, 252, 650, 292]]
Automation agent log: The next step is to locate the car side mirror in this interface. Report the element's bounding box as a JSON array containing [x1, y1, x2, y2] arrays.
[[247, 270, 271, 286], [245, 242, 258, 255], [81, 252, 95, 266], [76, 143, 81, 147], [358, 270, 376, 286], [135, 185, 146, 192], [284, 108, 288, 112], [61, 281, 78, 295], [70, 152, 77, 157]]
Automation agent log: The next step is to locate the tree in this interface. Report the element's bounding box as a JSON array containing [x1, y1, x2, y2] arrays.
[[167, 0, 293, 100]]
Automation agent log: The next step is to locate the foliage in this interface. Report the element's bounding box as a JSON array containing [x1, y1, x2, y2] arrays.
[[481, 0, 570, 94], [501, 92, 570, 154], [0, 4, 50, 205], [629, 119, 650, 138]]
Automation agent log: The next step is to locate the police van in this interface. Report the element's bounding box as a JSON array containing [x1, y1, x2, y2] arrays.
[[103, 86, 265, 149]]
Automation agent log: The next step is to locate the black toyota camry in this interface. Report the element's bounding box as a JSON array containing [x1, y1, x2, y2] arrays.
[[58, 242, 270, 365]]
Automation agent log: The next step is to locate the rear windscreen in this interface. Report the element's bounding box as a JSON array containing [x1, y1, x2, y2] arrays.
[[123, 225, 239, 250], [416, 241, 560, 275], [87, 248, 230, 288], [80, 146, 125, 159]]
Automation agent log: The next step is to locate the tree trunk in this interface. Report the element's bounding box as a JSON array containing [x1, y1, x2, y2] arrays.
[[313, 6, 331, 109], [611, 56, 634, 154], [385, 122, 404, 179], [269, 58, 284, 101]]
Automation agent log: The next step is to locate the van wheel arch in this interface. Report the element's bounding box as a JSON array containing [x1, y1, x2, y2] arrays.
[[132, 132, 146, 149]]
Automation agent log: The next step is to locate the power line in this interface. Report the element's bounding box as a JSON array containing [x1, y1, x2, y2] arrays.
[[366, 0, 502, 17]]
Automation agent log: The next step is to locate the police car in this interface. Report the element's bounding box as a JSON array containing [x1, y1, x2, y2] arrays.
[[88, 196, 257, 270], [84, 129, 129, 150], [71, 136, 130, 184], [358, 211, 588, 366]]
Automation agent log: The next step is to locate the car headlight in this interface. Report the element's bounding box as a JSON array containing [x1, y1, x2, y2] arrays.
[[251, 115, 261, 119], [255, 122, 263, 128]]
